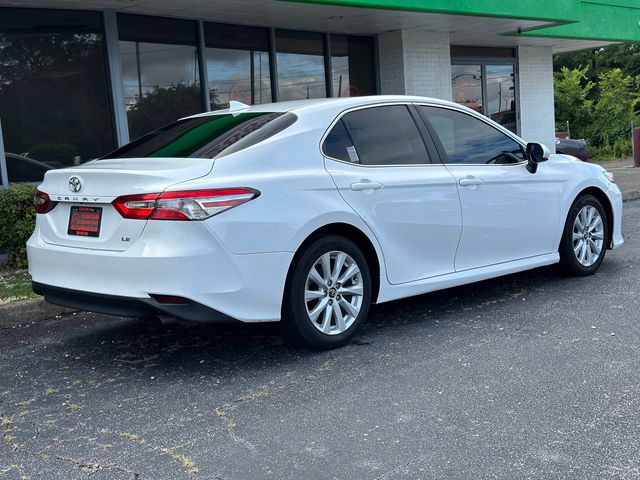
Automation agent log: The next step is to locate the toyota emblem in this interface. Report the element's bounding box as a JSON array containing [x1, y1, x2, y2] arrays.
[[69, 176, 82, 193]]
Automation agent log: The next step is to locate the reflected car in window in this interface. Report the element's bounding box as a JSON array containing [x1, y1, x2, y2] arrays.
[[4, 153, 53, 183], [28, 96, 624, 350]]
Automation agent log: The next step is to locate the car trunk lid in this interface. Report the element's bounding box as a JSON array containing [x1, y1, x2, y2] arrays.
[[37, 157, 214, 251]]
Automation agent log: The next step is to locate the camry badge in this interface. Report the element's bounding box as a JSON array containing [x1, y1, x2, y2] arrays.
[[69, 177, 82, 193]]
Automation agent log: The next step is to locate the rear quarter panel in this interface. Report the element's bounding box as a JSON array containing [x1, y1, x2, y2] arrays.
[[167, 121, 387, 274]]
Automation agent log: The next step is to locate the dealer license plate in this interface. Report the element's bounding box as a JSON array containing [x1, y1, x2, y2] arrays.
[[68, 206, 102, 237]]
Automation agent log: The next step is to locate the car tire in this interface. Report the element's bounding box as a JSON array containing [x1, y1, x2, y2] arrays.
[[558, 194, 609, 276], [281, 235, 372, 350]]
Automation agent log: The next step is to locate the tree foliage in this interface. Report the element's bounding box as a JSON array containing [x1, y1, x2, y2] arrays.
[[554, 66, 593, 139], [0, 184, 36, 269], [554, 44, 640, 159], [591, 69, 639, 147]]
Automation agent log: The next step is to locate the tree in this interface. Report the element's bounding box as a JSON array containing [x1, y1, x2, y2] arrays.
[[595, 43, 640, 78], [553, 66, 594, 138], [590, 68, 639, 148]]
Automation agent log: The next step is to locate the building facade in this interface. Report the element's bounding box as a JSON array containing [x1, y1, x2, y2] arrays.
[[1, 0, 639, 187]]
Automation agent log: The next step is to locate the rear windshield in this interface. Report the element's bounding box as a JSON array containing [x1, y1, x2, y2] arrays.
[[101, 112, 297, 160]]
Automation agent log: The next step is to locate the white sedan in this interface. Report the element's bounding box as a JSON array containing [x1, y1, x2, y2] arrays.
[[28, 96, 624, 349]]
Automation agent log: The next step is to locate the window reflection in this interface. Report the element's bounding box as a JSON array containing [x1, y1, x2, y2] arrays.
[[206, 48, 271, 109], [0, 8, 115, 181], [452, 65, 482, 113], [276, 30, 326, 101], [486, 65, 516, 133], [205, 23, 272, 109], [120, 42, 201, 140], [118, 14, 202, 140], [331, 35, 375, 97]]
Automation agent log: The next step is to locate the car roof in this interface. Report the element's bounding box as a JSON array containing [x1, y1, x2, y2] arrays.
[[184, 95, 464, 119]]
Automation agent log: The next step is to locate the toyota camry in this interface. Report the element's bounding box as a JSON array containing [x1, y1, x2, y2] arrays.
[[28, 96, 624, 349]]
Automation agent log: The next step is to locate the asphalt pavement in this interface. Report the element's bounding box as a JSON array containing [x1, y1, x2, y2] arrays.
[[1, 201, 639, 480]]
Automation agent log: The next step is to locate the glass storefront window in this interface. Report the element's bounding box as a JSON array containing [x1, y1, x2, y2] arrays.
[[204, 23, 271, 109], [276, 30, 326, 101], [486, 65, 516, 133], [0, 8, 115, 181], [452, 65, 483, 114], [452, 62, 517, 133], [118, 14, 202, 140], [330, 35, 375, 97]]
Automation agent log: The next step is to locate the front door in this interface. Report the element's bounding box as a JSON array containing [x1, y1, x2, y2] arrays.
[[418, 105, 561, 272]]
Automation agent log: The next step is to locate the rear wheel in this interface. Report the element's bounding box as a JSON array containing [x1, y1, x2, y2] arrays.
[[282, 235, 372, 349], [559, 194, 609, 276]]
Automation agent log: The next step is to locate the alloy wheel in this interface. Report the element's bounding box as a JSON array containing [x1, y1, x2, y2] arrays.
[[572, 205, 605, 267], [304, 250, 364, 335]]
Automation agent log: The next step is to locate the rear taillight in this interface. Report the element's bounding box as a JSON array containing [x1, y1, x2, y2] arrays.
[[112, 188, 259, 221], [112, 193, 160, 220], [34, 190, 56, 214]]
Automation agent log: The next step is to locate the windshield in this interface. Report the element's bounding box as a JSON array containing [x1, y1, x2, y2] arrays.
[[101, 112, 296, 160]]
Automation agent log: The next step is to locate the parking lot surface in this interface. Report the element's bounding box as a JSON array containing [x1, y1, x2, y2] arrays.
[[1, 200, 639, 480]]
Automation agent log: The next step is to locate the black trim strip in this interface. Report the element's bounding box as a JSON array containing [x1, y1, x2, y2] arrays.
[[32, 282, 237, 324]]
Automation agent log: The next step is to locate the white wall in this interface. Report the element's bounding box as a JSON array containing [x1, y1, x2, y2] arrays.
[[378, 28, 452, 101], [517, 46, 556, 152]]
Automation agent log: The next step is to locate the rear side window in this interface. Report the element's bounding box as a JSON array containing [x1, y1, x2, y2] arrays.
[[102, 112, 296, 159], [323, 120, 356, 162], [420, 106, 524, 165], [323, 105, 430, 166]]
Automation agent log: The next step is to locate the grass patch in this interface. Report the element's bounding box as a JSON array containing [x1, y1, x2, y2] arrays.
[[0, 269, 37, 305]]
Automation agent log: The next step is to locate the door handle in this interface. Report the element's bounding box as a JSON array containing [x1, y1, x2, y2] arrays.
[[459, 177, 484, 187], [350, 181, 383, 191]]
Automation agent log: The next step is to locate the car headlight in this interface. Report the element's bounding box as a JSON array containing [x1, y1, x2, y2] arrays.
[[602, 170, 615, 183]]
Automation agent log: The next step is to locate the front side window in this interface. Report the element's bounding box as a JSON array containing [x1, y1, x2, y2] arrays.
[[420, 106, 524, 165], [102, 112, 295, 159], [323, 105, 430, 166]]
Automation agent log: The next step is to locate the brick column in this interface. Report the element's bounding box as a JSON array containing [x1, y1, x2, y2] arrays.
[[378, 28, 452, 101], [517, 46, 556, 152]]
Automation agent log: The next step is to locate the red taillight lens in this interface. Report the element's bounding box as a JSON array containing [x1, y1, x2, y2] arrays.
[[112, 193, 160, 220], [34, 190, 56, 214], [112, 188, 259, 221]]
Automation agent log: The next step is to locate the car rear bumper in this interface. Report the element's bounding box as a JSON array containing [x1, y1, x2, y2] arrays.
[[27, 220, 294, 323], [32, 282, 237, 323]]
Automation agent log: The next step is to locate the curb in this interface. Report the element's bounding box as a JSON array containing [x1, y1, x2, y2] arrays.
[[623, 191, 640, 202], [0, 298, 76, 328]]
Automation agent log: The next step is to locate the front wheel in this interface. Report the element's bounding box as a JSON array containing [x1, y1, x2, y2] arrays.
[[558, 194, 609, 276], [282, 235, 372, 350]]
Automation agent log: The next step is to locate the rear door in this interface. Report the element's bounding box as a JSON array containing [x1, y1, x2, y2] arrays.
[[323, 104, 462, 285]]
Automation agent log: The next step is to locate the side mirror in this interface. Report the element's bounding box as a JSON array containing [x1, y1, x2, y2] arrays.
[[525, 142, 550, 173]]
